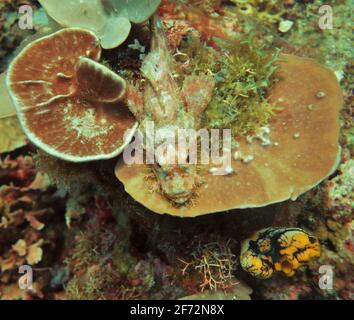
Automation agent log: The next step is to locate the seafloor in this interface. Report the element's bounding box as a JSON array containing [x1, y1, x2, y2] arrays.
[[0, 0, 352, 300]]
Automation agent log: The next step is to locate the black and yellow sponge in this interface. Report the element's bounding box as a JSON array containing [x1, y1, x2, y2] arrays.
[[240, 227, 320, 279]]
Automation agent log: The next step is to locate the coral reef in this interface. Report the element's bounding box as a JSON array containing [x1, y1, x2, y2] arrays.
[[7, 28, 137, 162], [323, 160, 353, 222], [179, 240, 238, 291], [0, 0, 34, 72], [179, 34, 279, 137], [0, 0, 352, 301], [39, 0, 161, 49], [0, 154, 67, 299]]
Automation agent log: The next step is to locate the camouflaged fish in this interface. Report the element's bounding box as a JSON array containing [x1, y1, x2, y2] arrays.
[[125, 16, 215, 205]]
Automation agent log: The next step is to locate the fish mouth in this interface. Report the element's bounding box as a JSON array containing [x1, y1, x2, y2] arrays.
[[165, 191, 193, 205]]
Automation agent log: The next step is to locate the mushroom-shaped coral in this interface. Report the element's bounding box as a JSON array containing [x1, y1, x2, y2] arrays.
[[38, 0, 161, 49], [115, 53, 342, 216], [7, 28, 137, 162], [240, 227, 320, 279]]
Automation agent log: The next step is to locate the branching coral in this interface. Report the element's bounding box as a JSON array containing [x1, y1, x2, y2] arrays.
[[0, 154, 66, 298], [179, 240, 238, 292]]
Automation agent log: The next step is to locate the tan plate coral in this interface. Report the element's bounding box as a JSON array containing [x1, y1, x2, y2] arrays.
[[6, 28, 137, 162], [115, 54, 342, 217]]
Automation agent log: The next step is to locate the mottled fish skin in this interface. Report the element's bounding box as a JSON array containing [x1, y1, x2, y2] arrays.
[[126, 15, 215, 205], [140, 15, 181, 124]]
